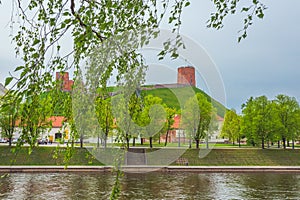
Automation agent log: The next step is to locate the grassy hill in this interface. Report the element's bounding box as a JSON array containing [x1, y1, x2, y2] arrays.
[[142, 86, 227, 117], [53, 85, 227, 117]]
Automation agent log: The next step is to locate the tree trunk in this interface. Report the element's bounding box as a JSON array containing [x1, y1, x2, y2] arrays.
[[178, 132, 181, 147], [196, 139, 200, 149], [292, 139, 295, 149], [104, 134, 107, 148], [97, 133, 100, 148], [132, 137, 136, 146], [164, 130, 169, 146], [261, 138, 264, 149], [158, 134, 161, 144], [206, 134, 209, 149], [8, 138, 12, 147], [141, 138, 144, 145], [238, 137, 241, 148], [149, 137, 153, 148], [126, 135, 130, 149], [287, 139, 290, 147], [80, 134, 83, 148], [283, 137, 286, 149], [277, 140, 280, 148]]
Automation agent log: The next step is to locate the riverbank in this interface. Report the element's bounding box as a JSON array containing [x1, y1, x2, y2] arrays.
[[1, 165, 300, 173], [0, 146, 300, 166]]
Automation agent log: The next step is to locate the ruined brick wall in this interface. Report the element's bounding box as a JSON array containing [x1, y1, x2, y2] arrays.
[[177, 66, 196, 86]]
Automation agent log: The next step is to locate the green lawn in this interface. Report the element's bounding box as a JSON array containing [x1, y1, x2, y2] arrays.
[[0, 146, 299, 166], [0, 146, 103, 166], [178, 148, 300, 166]]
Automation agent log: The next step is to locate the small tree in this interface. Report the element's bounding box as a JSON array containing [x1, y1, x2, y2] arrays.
[[139, 95, 165, 148], [221, 109, 241, 146], [0, 94, 20, 146], [164, 106, 176, 146], [275, 94, 300, 149], [181, 93, 214, 149], [19, 93, 53, 151], [95, 93, 114, 148], [181, 95, 200, 148]]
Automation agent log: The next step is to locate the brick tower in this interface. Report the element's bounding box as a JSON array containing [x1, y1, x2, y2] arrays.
[[56, 72, 74, 92], [177, 66, 196, 86]]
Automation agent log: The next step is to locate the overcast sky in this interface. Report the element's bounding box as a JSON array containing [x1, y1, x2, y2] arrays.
[[0, 1, 300, 112]]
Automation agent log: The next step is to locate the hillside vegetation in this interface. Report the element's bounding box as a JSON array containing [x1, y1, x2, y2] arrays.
[[142, 86, 226, 117]]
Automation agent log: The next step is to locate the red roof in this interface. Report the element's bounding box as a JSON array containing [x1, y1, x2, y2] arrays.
[[15, 116, 65, 128], [49, 116, 65, 128], [171, 114, 223, 129]]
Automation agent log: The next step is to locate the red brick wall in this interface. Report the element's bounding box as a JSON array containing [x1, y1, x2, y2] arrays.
[[177, 66, 196, 86], [56, 72, 73, 91]]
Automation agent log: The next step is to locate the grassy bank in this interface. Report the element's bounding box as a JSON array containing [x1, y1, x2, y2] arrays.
[[0, 146, 103, 166], [0, 146, 299, 166], [178, 149, 300, 166]]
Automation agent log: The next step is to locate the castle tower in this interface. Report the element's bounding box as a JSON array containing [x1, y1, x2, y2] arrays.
[[177, 66, 196, 86], [56, 72, 74, 91]]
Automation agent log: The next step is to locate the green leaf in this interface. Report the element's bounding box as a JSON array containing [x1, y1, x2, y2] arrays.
[[32, 39, 40, 46], [185, 2, 190, 7], [242, 7, 250, 12], [14, 66, 24, 72], [5, 77, 13, 86], [257, 13, 264, 19]]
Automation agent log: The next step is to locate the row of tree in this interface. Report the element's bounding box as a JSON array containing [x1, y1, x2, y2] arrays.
[[221, 94, 300, 149], [89, 90, 217, 149], [1, 84, 218, 149], [0, 92, 54, 149]]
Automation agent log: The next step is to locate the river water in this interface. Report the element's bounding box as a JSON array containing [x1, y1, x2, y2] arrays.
[[0, 172, 300, 199]]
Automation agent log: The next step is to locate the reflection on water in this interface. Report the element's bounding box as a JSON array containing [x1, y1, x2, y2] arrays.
[[0, 172, 299, 200]]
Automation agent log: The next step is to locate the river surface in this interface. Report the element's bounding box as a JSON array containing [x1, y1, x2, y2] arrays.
[[0, 172, 300, 199]]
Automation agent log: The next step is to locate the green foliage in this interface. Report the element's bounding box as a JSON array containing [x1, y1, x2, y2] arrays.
[[221, 109, 241, 145], [241, 95, 300, 149], [163, 106, 176, 146], [138, 95, 165, 148], [275, 94, 300, 149], [0, 93, 20, 146], [181, 93, 217, 148], [143, 86, 227, 117], [9, 0, 190, 101], [241, 96, 277, 148], [207, 0, 268, 42], [19, 92, 54, 151], [95, 91, 114, 148]]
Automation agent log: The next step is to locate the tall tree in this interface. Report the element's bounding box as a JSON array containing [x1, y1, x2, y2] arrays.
[[221, 109, 241, 146], [181, 93, 215, 149], [241, 96, 287, 149], [181, 95, 199, 148], [139, 95, 165, 148], [164, 107, 176, 146], [19, 93, 53, 152], [0, 94, 20, 146], [95, 93, 114, 148], [275, 94, 300, 149], [113, 91, 144, 149]]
